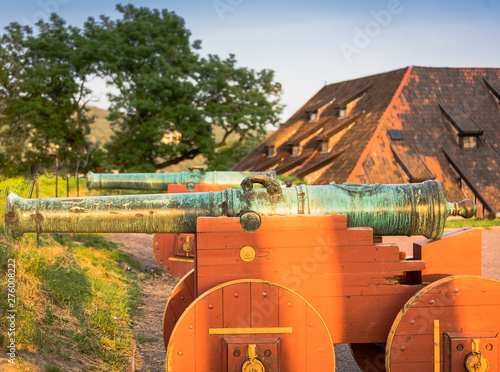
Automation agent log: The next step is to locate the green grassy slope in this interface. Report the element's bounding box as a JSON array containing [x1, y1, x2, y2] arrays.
[[0, 177, 144, 372]]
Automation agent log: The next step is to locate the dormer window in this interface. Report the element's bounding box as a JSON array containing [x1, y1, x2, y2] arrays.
[[460, 136, 478, 149], [439, 104, 484, 150], [484, 78, 500, 105], [307, 111, 317, 122], [264, 145, 275, 158], [320, 141, 328, 154], [292, 145, 300, 156], [334, 105, 346, 119]]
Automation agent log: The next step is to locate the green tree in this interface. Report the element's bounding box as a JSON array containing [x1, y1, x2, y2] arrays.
[[0, 14, 94, 175], [85, 5, 282, 172], [196, 54, 282, 170]]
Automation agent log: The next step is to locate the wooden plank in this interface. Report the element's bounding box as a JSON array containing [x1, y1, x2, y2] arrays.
[[195, 289, 223, 372], [306, 305, 335, 369], [278, 286, 307, 371], [223, 282, 251, 329], [250, 282, 279, 328], [197, 229, 374, 250], [168, 306, 195, 371]]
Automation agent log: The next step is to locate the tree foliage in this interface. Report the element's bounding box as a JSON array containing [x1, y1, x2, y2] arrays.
[[0, 5, 282, 175], [85, 5, 283, 172], [0, 14, 94, 176]]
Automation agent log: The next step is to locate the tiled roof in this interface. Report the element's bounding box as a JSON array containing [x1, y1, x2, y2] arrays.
[[233, 66, 500, 216]]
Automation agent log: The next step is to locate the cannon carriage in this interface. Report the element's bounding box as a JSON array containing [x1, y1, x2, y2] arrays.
[[5, 176, 498, 371]]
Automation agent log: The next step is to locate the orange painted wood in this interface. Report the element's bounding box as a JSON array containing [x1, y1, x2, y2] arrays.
[[306, 305, 336, 369], [386, 276, 500, 371], [223, 282, 251, 329], [194, 289, 223, 371], [222, 336, 280, 372], [168, 307, 196, 371], [166, 280, 335, 371], [250, 282, 279, 328], [163, 270, 195, 348], [444, 333, 498, 371], [279, 286, 307, 371], [413, 227, 481, 282], [153, 233, 195, 278]]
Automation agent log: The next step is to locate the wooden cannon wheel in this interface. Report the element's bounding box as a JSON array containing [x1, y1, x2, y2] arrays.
[[162, 269, 195, 349], [166, 279, 335, 371], [386, 275, 500, 371], [153, 233, 194, 279], [350, 343, 387, 372]]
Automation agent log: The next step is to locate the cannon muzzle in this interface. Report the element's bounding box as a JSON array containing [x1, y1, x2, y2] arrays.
[[5, 179, 476, 239], [86, 167, 278, 191]]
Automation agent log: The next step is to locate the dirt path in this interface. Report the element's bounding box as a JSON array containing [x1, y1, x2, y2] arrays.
[[106, 234, 177, 372]]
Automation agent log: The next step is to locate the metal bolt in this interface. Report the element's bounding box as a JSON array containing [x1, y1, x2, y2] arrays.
[[233, 349, 241, 357], [457, 344, 464, 351], [208, 303, 214, 310], [308, 323, 313, 328], [486, 344, 493, 351], [288, 302, 293, 308], [319, 347, 324, 353], [482, 288, 487, 293], [180, 296, 185, 301], [410, 320, 415, 325], [234, 292, 239, 298], [454, 288, 460, 293], [262, 291, 268, 297], [429, 299, 435, 305], [264, 349, 272, 357], [189, 324, 194, 330], [400, 346, 406, 351], [178, 351, 183, 356]]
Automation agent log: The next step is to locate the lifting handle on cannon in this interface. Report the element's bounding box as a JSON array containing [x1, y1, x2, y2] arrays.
[[241, 175, 282, 196]]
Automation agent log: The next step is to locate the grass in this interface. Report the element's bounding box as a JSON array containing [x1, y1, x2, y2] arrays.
[[0, 175, 144, 371], [445, 218, 500, 229]]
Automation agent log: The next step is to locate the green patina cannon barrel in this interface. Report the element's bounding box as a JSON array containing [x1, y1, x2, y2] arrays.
[[86, 166, 278, 191], [5, 178, 475, 239]]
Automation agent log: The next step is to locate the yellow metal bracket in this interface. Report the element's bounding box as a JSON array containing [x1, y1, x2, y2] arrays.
[[434, 319, 440, 372], [241, 344, 265, 372], [464, 338, 490, 372], [209, 327, 292, 335]]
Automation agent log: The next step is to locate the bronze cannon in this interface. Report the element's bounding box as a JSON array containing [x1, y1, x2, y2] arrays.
[[86, 166, 279, 191], [5, 177, 475, 239]]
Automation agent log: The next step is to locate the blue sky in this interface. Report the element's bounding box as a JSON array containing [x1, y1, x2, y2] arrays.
[[1, 0, 499, 120]]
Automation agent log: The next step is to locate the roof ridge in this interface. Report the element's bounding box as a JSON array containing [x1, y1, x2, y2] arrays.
[[324, 66, 408, 88], [346, 66, 413, 182]]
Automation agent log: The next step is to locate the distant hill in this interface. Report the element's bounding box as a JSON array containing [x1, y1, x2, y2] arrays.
[[87, 106, 114, 146]]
